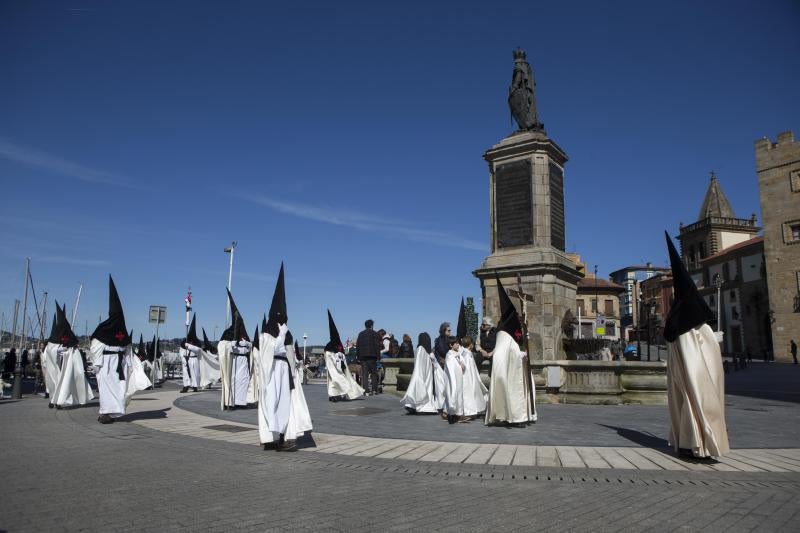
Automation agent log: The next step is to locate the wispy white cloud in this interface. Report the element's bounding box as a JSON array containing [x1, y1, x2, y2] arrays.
[[239, 193, 486, 252], [35, 255, 111, 267], [0, 138, 132, 187]]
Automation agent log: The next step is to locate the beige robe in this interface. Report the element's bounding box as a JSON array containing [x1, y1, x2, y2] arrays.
[[667, 324, 730, 458], [484, 330, 536, 425]]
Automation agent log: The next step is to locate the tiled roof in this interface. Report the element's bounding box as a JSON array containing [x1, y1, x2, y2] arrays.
[[578, 277, 625, 292], [700, 236, 763, 263]]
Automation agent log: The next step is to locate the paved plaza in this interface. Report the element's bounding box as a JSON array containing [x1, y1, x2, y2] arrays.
[[1, 364, 799, 531]]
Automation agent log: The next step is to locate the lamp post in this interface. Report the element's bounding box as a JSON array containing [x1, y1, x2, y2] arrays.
[[223, 241, 237, 328], [302, 333, 308, 385], [713, 273, 723, 333], [646, 299, 656, 362]]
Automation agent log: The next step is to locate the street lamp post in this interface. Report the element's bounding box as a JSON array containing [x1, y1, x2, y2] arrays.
[[713, 273, 723, 333], [224, 241, 237, 328], [302, 333, 308, 385]]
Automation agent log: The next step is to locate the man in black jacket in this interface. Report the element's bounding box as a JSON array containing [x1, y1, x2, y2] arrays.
[[356, 319, 382, 395]]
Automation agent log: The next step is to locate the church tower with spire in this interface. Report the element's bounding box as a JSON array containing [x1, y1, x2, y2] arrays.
[[678, 173, 760, 272]]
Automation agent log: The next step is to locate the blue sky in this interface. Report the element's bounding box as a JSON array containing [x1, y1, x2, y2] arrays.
[[1, 1, 798, 343]]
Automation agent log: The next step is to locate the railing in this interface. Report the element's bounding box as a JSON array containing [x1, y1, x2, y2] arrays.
[[680, 216, 757, 234]]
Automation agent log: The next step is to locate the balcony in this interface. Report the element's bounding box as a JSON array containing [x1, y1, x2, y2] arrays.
[[680, 216, 758, 234]]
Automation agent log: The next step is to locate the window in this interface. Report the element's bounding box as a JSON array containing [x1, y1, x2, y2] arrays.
[[791, 169, 800, 193], [591, 298, 598, 313], [785, 220, 800, 244], [729, 290, 736, 302], [606, 323, 616, 337], [577, 300, 586, 315], [732, 306, 739, 320], [604, 299, 614, 315]]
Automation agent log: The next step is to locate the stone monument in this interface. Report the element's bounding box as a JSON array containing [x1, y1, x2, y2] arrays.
[[473, 48, 582, 361]]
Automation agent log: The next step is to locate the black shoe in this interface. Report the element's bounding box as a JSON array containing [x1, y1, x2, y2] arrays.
[[179, 387, 189, 393], [44, 393, 49, 399], [192, 387, 198, 392], [262, 441, 279, 450], [48, 402, 54, 409], [279, 439, 298, 452], [98, 414, 114, 424], [55, 405, 63, 410]]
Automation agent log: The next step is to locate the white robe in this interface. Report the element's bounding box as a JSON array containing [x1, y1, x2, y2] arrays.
[[667, 324, 730, 458], [443, 349, 465, 416], [91, 340, 132, 417], [41, 344, 60, 396], [217, 340, 234, 408], [126, 352, 152, 401], [51, 344, 94, 406], [258, 330, 313, 444], [199, 348, 220, 388], [143, 358, 163, 385], [325, 351, 364, 400], [460, 348, 488, 416], [231, 341, 251, 406], [180, 344, 201, 388], [401, 346, 440, 413], [247, 344, 260, 404], [484, 330, 536, 425]]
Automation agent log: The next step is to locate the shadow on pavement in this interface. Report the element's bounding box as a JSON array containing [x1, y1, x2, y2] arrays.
[[296, 434, 317, 450], [597, 424, 668, 449], [120, 407, 171, 421]]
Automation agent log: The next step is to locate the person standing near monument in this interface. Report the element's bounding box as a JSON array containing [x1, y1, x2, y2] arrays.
[[324, 309, 364, 401], [443, 336, 468, 423], [477, 318, 497, 376], [217, 290, 250, 410], [663, 232, 729, 460], [791, 339, 797, 365], [484, 274, 537, 427], [456, 298, 487, 418], [356, 319, 381, 396], [434, 323, 451, 367], [402, 332, 445, 414]]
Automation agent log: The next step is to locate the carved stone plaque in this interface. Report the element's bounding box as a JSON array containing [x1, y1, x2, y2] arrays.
[[495, 160, 533, 248], [549, 162, 565, 251]]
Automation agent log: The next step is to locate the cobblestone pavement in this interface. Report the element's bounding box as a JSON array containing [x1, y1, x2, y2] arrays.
[[1, 364, 799, 532]]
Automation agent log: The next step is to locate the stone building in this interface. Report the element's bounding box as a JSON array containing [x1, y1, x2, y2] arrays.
[[575, 275, 625, 340], [698, 236, 770, 358], [756, 131, 800, 362], [678, 173, 760, 272]]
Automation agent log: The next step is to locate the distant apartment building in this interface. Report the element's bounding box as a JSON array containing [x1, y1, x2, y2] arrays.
[[756, 131, 800, 362], [609, 264, 669, 339], [575, 274, 624, 340]]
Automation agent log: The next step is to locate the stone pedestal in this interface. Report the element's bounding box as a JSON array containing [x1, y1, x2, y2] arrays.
[[473, 130, 582, 361]]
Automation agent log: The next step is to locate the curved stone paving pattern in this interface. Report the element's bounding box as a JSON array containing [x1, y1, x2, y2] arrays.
[[128, 386, 800, 473]]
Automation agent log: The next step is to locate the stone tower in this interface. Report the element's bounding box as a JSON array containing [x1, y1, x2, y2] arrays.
[[756, 131, 800, 362], [473, 49, 581, 361], [678, 173, 759, 272]]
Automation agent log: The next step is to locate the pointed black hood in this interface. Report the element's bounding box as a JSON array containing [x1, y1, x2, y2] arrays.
[[186, 314, 201, 347], [496, 273, 524, 344], [265, 263, 287, 337], [456, 297, 467, 339], [262, 314, 267, 333], [663, 232, 715, 343], [202, 328, 217, 354], [221, 289, 248, 341], [91, 276, 130, 346], [325, 309, 344, 353], [49, 302, 79, 348], [418, 332, 432, 353], [137, 334, 146, 359], [285, 330, 293, 347], [148, 335, 157, 362], [253, 325, 260, 350]]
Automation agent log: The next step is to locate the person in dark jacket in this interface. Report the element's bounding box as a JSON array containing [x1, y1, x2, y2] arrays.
[[398, 334, 414, 357], [2, 348, 16, 380], [434, 322, 451, 367], [356, 319, 382, 395], [477, 317, 497, 376]]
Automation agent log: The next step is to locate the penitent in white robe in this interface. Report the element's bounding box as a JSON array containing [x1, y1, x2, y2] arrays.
[[217, 340, 234, 408], [443, 349, 465, 416], [246, 344, 260, 405], [460, 348, 488, 416], [180, 345, 201, 388], [41, 344, 60, 397], [199, 348, 220, 389], [258, 329, 313, 444], [231, 342, 251, 406], [51, 344, 94, 406], [91, 340, 133, 417], [325, 351, 364, 400], [401, 346, 440, 413], [484, 330, 536, 425], [667, 324, 730, 458]]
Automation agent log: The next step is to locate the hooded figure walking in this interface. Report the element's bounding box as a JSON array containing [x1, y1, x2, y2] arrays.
[[47, 303, 94, 408], [179, 315, 202, 393], [91, 277, 149, 423], [664, 232, 730, 459], [217, 290, 251, 410], [324, 309, 364, 401], [258, 263, 313, 451]]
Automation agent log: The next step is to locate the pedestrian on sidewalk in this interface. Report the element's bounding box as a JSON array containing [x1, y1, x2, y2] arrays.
[[791, 339, 797, 365], [356, 319, 381, 395]]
